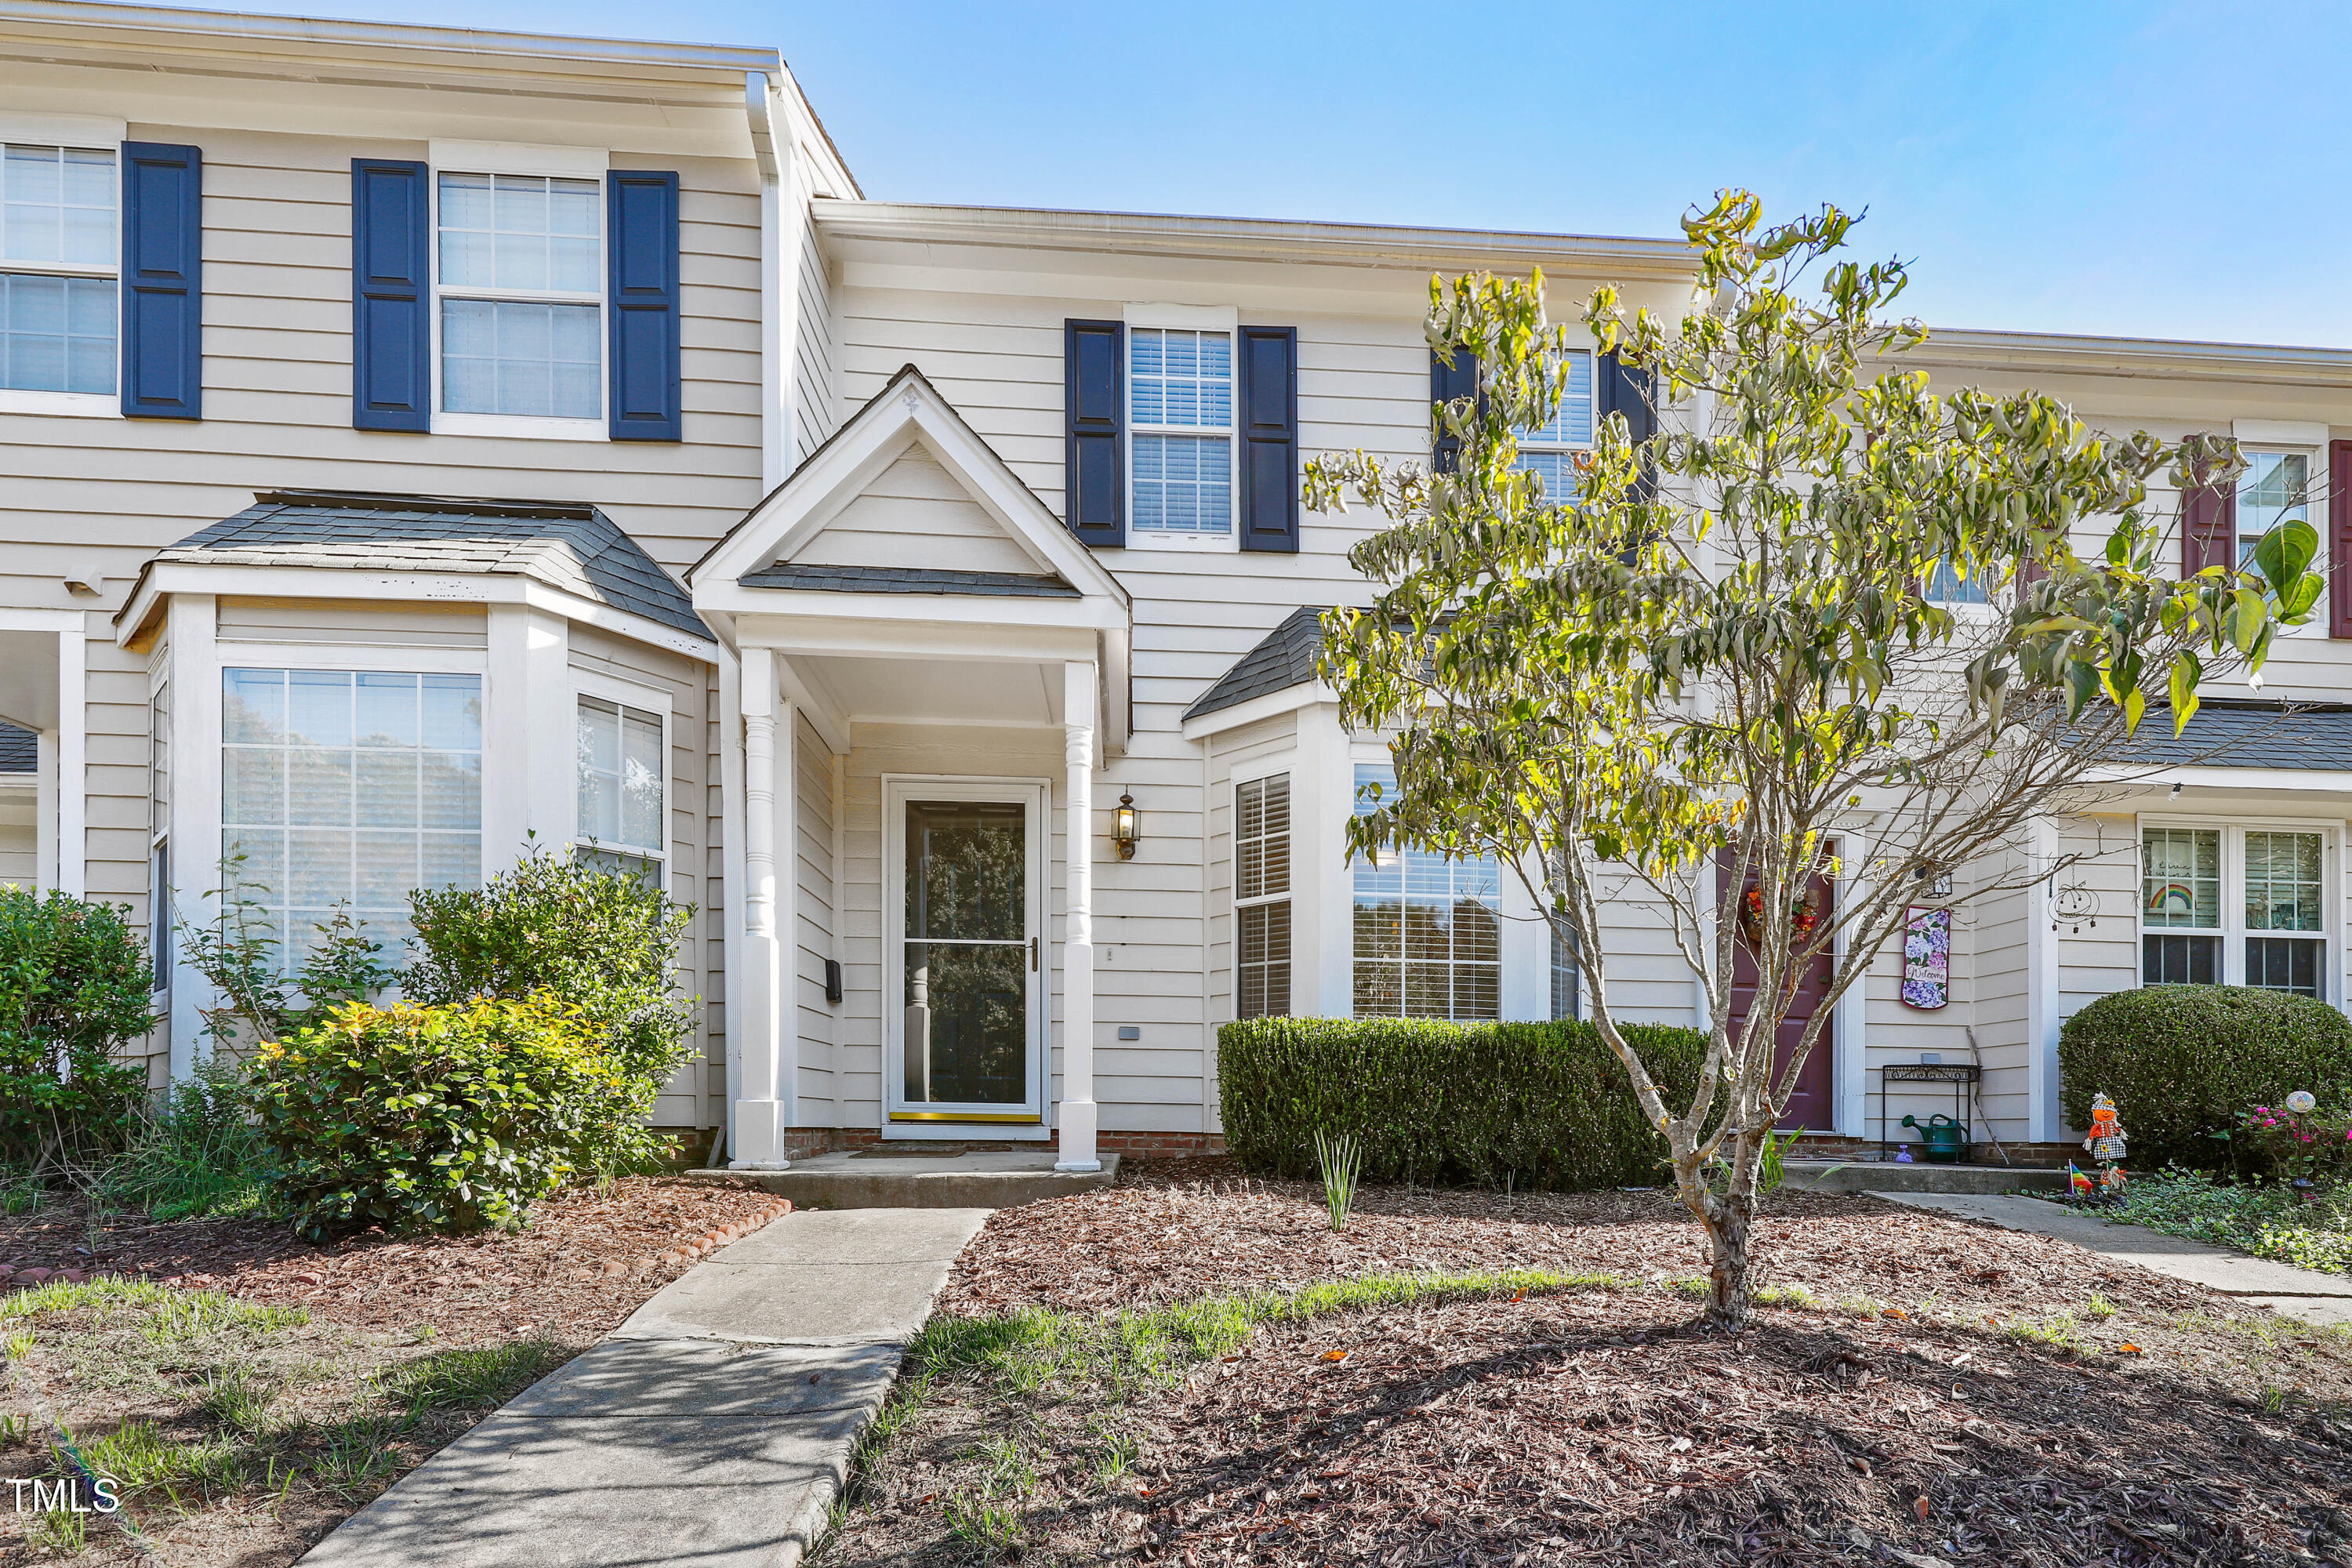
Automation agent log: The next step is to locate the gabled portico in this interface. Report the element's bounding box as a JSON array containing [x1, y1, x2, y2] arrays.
[[691, 365, 1131, 1173]]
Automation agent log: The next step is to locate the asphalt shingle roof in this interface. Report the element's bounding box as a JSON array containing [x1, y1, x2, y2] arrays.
[[1183, 606, 1333, 721], [0, 722, 31, 774], [2116, 701, 2352, 771], [158, 492, 710, 642], [739, 563, 1080, 597]]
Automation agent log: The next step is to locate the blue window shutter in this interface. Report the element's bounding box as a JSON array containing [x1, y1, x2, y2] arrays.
[[1599, 350, 1655, 444], [350, 159, 430, 432], [607, 170, 681, 441], [119, 141, 202, 420], [1430, 347, 1476, 473], [1238, 325, 1299, 554], [1065, 319, 1124, 546]]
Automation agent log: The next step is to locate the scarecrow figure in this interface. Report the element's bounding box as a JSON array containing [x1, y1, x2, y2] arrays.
[[2084, 1092, 2128, 1163]]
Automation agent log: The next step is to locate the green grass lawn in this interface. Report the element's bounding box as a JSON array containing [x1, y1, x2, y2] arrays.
[[2049, 1170, 2352, 1274]]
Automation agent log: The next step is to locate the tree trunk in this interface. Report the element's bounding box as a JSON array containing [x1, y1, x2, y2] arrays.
[[1701, 1184, 1755, 1329]]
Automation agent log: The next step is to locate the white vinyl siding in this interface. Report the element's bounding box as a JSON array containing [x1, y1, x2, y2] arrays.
[[0, 143, 116, 396]]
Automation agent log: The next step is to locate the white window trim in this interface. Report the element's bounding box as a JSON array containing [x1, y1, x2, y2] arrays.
[[2136, 814, 2337, 1000], [1, 140, 124, 419], [426, 162, 608, 439], [1345, 748, 1508, 1022], [572, 669, 674, 876], [1122, 301, 1240, 553]]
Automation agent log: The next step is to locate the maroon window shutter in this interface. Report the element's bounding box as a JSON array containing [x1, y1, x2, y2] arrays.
[[2183, 470, 2235, 577], [2332, 441, 2352, 637]]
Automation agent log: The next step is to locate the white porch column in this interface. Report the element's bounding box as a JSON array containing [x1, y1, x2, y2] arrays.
[[733, 647, 791, 1168], [2027, 815, 2063, 1143], [1057, 658, 1102, 1172]]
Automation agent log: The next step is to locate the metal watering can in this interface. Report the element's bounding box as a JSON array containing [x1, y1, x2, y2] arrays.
[[1900, 1112, 1969, 1164]]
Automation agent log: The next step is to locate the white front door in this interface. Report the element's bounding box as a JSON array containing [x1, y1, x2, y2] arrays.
[[884, 777, 1047, 1128]]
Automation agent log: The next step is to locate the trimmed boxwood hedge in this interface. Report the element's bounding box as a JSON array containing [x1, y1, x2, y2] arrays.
[[2058, 985, 2352, 1172], [1218, 1016, 1709, 1191]]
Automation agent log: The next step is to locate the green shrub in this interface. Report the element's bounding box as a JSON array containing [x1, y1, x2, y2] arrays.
[[2058, 985, 2352, 1171], [1217, 1017, 1708, 1190], [89, 1057, 270, 1221], [252, 998, 622, 1238], [0, 887, 156, 1170], [404, 848, 694, 1172]]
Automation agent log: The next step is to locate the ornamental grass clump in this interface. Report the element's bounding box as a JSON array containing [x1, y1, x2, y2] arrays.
[[1312, 1129, 1361, 1232], [252, 998, 619, 1239]]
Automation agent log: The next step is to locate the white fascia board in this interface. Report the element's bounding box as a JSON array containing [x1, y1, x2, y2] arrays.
[[812, 202, 1697, 279], [1901, 328, 2352, 390], [2087, 765, 2352, 800], [1179, 682, 1334, 742], [0, 1, 783, 84], [115, 562, 714, 661], [733, 612, 1098, 666], [700, 580, 1124, 633]]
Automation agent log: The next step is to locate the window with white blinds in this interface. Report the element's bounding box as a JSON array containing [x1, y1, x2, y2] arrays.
[[1515, 347, 1593, 502], [1235, 773, 1290, 1018], [1352, 764, 1501, 1020], [0, 144, 118, 396], [1131, 327, 1233, 535], [220, 668, 482, 967]]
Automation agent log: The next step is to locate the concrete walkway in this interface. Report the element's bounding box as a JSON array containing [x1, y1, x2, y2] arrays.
[[1875, 1190, 2352, 1327], [300, 1207, 991, 1568], [690, 1149, 1120, 1210]]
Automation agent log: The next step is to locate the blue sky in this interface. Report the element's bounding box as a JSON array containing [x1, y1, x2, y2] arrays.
[[170, 1, 2352, 346]]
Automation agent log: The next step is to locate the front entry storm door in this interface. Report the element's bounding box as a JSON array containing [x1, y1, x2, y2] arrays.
[[887, 779, 1047, 1125]]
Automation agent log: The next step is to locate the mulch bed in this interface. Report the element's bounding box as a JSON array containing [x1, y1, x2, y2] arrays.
[[0, 1176, 789, 1568], [0, 1176, 789, 1347], [823, 1160, 2352, 1567]]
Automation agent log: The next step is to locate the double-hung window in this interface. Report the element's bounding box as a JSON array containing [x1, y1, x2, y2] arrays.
[[1129, 327, 1233, 540], [2141, 823, 2330, 997], [1925, 556, 1991, 605], [2237, 452, 2309, 572], [1352, 764, 1501, 1019], [220, 669, 483, 967], [2245, 830, 2324, 996], [2141, 826, 2220, 984], [576, 695, 665, 884], [436, 170, 602, 423], [0, 143, 116, 398], [1234, 774, 1290, 1018], [1515, 347, 1593, 499]]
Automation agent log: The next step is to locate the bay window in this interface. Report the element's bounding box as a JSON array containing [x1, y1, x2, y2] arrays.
[[1234, 772, 1290, 1018], [575, 694, 664, 883], [2141, 822, 2331, 997], [221, 669, 482, 966], [1352, 764, 1500, 1019], [0, 143, 116, 397]]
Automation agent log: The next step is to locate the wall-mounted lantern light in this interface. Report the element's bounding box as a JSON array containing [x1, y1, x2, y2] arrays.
[[1113, 793, 1139, 860]]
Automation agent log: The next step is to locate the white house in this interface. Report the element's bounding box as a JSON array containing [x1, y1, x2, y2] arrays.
[[5, 1, 2351, 1169]]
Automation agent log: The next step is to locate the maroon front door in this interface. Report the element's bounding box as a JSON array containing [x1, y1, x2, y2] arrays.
[[1722, 855, 1836, 1132]]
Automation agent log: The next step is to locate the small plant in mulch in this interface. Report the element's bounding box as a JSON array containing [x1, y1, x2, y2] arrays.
[[1311, 1131, 1360, 1233]]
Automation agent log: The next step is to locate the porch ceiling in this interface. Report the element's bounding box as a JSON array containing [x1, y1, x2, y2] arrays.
[[801, 652, 1065, 729], [0, 631, 60, 731]]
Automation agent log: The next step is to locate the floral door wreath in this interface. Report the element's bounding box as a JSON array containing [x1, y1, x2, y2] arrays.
[[1738, 885, 1822, 946]]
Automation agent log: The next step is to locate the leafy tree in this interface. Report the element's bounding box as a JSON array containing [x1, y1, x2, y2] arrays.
[[1305, 192, 2321, 1327]]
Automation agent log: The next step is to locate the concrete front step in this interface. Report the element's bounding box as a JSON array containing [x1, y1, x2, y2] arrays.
[[684, 1149, 1121, 1210], [1782, 1158, 2066, 1195]]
